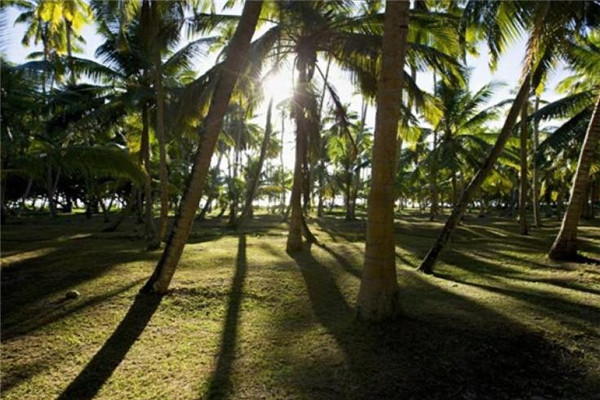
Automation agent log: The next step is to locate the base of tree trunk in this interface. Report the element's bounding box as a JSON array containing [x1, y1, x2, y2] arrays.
[[286, 236, 303, 253], [548, 240, 578, 261], [356, 288, 400, 322]]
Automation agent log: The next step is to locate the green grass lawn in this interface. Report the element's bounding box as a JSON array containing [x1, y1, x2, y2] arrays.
[[1, 211, 599, 400]]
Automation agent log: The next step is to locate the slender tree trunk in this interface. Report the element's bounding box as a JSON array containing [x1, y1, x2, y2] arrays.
[[65, 18, 76, 86], [549, 94, 600, 260], [234, 99, 273, 229], [46, 166, 57, 217], [198, 152, 224, 220], [142, 103, 159, 249], [228, 114, 244, 225], [591, 180, 597, 220], [357, 0, 409, 321], [519, 100, 529, 235], [344, 162, 354, 221], [316, 58, 331, 218], [19, 178, 33, 213], [430, 129, 439, 221], [155, 50, 169, 242], [418, 73, 532, 274], [103, 189, 137, 232], [532, 96, 542, 227], [142, 1, 262, 294], [286, 50, 313, 252], [280, 109, 286, 217]]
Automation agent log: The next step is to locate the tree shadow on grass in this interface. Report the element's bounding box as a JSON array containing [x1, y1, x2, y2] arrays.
[[56, 293, 161, 400], [281, 247, 589, 400], [2, 278, 145, 342], [202, 234, 247, 400]]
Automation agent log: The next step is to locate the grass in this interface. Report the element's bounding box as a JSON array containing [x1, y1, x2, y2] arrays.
[[1, 210, 599, 400]]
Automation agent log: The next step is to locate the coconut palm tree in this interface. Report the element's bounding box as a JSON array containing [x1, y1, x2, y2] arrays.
[[356, 0, 410, 321], [272, 1, 463, 252], [534, 33, 600, 259], [142, 0, 263, 294], [418, 0, 600, 274], [548, 94, 599, 259], [234, 98, 274, 229]]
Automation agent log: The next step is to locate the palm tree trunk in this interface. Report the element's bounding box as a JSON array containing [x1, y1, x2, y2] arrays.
[[46, 166, 57, 217], [280, 109, 286, 217], [19, 178, 33, 213], [430, 129, 439, 221], [548, 93, 600, 260], [142, 103, 159, 249], [198, 152, 224, 221], [532, 96, 542, 227], [316, 58, 332, 218], [103, 189, 137, 232], [234, 99, 273, 229], [519, 100, 529, 235], [591, 180, 598, 220], [417, 73, 532, 274], [142, 0, 263, 294], [155, 51, 169, 242], [286, 52, 313, 253], [65, 18, 76, 86], [357, 0, 410, 321]]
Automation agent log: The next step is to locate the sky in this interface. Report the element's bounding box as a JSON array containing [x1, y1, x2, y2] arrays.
[[2, 4, 571, 170]]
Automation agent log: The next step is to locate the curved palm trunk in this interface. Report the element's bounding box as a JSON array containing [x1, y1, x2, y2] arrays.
[[548, 94, 600, 260], [417, 73, 532, 274], [357, 0, 410, 321], [519, 100, 529, 235], [234, 98, 273, 229], [155, 51, 169, 242], [142, 0, 263, 294]]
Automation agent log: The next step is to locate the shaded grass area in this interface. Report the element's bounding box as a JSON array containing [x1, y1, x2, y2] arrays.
[[1, 211, 599, 399]]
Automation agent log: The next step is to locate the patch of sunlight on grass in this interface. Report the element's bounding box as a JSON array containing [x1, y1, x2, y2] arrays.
[[1, 247, 57, 267]]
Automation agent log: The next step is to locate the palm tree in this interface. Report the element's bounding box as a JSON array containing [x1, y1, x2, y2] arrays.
[[234, 98, 274, 228], [542, 33, 600, 259], [142, 0, 263, 294], [274, 1, 463, 252], [425, 78, 503, 210], [356, 0, 410, 321], [519, 99, 529, 235], [549, 94, 600, 259], [418, 0, 600, 274]]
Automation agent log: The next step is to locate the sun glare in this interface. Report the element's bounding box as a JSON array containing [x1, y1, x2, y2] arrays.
[[262, 68, 294, 103]]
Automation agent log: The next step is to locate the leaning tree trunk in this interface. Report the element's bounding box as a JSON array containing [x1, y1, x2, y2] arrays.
[[548, 93, 600, 260], [316, 58, 331, 218], [519, 100, 529, 235], [155, 50, 169, 242], [142, 0, 263, 294], [417, 72, 532, 274], [141, 103, 159, 249], [356, 0, 410, 322], [234, 98, 273, 229]]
